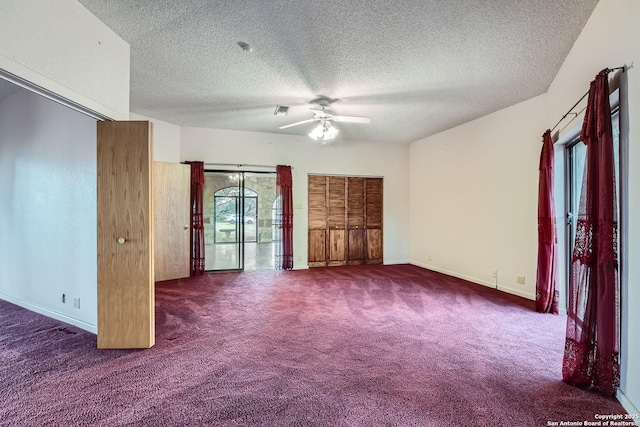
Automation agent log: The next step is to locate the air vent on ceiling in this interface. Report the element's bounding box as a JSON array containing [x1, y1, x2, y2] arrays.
[[274, 105, 289, 116]]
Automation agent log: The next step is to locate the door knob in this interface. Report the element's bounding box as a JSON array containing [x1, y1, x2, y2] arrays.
[[117, 237, 126, 244], [184, 226, 189, 230]]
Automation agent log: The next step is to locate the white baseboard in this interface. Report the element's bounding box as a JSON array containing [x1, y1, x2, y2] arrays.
[[384, 259, 410, 265], [0, 293, 97, 334], [292, 260, 409, 269], [410, 261, 535, 301], [617, 389, 640, 424]]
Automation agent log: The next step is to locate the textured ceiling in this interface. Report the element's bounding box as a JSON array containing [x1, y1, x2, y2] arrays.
[[78, 0, 598, 144]]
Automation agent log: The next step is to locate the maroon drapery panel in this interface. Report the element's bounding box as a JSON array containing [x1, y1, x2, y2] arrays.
[[535, 130, 559, 314], [562, 69, 619, 396], [185, 161, 205, 276], [276, 165, 294, 270]]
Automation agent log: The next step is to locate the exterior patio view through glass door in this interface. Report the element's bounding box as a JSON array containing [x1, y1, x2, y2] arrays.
[[203, 171, 277, 271]]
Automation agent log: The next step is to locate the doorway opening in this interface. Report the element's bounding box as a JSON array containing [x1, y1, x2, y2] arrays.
[[203, 171, 277, 271]]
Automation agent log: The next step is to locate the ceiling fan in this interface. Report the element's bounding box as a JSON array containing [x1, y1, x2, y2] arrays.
[[278, 96, 371, 143]]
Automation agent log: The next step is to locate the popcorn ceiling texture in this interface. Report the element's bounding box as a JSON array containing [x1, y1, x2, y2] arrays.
[[78, 0, 599, 144]]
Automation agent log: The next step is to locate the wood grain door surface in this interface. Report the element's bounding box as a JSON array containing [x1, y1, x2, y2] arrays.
[[307, 175, 328, 266], [307, 175, 383, 267], [154, 162, 190, 281], [365, 178, 383, 264], [97, 121, 154, 349], [327, 176, 346, 266], [347, 177, 365, 265]]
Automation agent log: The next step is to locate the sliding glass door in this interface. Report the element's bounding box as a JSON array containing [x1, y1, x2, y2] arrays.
[[565, 110, 620, 301], [204, 171, 244, 271], [202, 171, 277, 271]]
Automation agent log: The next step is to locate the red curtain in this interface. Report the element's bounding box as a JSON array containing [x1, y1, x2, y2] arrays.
[[276, 165, 294, 270], [562, 70, 619, 396], [535, 130, 559, 314], [185, 161, 205, 276]]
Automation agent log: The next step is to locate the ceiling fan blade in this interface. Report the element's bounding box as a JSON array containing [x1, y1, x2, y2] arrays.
[[279, 118, 318, 129], [309, 108, 331, 117], [332, 115, 371, 124]]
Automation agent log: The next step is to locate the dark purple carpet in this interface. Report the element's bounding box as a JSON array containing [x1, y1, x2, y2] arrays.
[[0, 264, 626, 426]]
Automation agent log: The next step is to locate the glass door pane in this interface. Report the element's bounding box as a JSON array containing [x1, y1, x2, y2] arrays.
[[568, 141, 587, 244], [565, 111, 620, 302], [243, 172, 277, 270], [204, 171, 243, 271]]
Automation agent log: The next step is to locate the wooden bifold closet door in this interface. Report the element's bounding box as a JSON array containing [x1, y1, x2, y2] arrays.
[[307, 175, 383, 267], [347, 177, 365, 265]]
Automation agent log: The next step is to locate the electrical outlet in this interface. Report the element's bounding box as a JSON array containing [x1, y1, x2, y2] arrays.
[[297, 255, 302, 261], [517, 275, 526, 285], [427, 254, 432, 261], [62, 294, 66, 303], [492, 269, 498, 278], [73, 297, 80, 309]]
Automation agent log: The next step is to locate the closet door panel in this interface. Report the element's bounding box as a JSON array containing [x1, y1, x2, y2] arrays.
[[328, 229, 346, 266], [365, 178, 383, 228], [97, 121, 154, 349], [347, 229, 365, 265], [308, 229, 327, 267], [366, 228, 383, 264], [327, 176, 346, 229], [154, 162, 190, 281], [308, 175, 327, 229], [346, 177, 365, 264], [365, 178, 383, 264], [327, 176, 346, 264], [347, 177, 365, 228]]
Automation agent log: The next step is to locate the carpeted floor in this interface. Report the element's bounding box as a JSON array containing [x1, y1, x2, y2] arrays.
[[0, 264, 627, 426]]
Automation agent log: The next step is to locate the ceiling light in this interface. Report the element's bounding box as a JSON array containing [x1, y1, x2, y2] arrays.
[[308, 123, 325, 140], [308, 120, 339, 144]]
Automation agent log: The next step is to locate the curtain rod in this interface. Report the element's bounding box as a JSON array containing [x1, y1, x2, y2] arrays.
[[202, 163, 292, 169], [550, 66, 625, 133]]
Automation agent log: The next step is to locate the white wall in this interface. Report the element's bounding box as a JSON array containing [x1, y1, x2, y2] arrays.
[[130, 112, 181, 163], [409, 0, 639, 414], [0, 0, 129, 119], [409, 95, 546, 299], [0, 89, 97, 332], [180, 127, 410, 268], [545, 0, 640, 415]]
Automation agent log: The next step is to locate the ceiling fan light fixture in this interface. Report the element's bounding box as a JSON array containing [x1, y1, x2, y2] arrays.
[[308, 123, 325, 140], [308, 121, 339, 143], [324, 125, 339, 140]]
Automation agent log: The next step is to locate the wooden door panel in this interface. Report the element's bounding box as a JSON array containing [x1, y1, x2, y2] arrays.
[[366, 228, 383, 264], [365, 178, 383, 228], [308, 175, 327, 229], [308, 229, 327, 266], [154, 162, 190, 281], [328, 176, 346, 228], [348, 229, 365, 265], [97, 121, 154, 349], [347, 177, 365, 228], [307, 175, 383, 268], [328, 229, 346, 265]]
